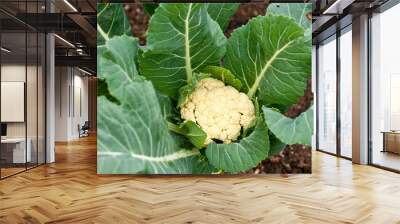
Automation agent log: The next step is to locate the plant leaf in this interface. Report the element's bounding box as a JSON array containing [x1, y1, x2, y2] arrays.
[[269, 140, 286, 156], [267, 3, 311, 31], [139, 3, 227, 99], [207, 3, 240, 31], [98, 35, 139, 100], [97, 3, 132, 46], [181, 121, 207, 148], [225, 14, 311, 106], [263, 106, 313, 145], [98, 80, 214, 174], [97, 78, 119, 104], [201, 66, 242, 91], [168, 121, 207, 148], [205, 118, 269, 173], [143, 3, 159, 15], [157, 92, 175, 120]]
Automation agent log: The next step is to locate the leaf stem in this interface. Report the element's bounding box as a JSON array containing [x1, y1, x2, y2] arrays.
[[97, 24, 109, 41], [167, 122, 186, 135], [184, 4, 193, 83]]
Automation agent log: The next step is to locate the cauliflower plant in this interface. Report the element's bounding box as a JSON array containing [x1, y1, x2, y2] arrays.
[[181, 78, 256, 144]]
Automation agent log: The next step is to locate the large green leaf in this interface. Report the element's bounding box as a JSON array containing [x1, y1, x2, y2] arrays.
[[139, 3, 227, 99], [99, 35, 139, 100], [143, 3, 159, 16], [267, 3, 311, 31], [97, 3, 131, 46], [97, 3, 133, 92], [98, 80, 213, 174], [97, 78, 119, 104], [269, 141, 286, 156], [205, 119, 270, 173], [263, 106, 313, 145], [207, 3, 240, 31], [201, 66, 242, 91], [225, 14, 311, 106], [168, 121, 207, 148]]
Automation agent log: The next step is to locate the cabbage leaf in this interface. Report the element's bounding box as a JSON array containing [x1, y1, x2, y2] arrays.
[[225, 15, 311, 106], [263, 106, 313, 145], [139, 3, 227, 99]]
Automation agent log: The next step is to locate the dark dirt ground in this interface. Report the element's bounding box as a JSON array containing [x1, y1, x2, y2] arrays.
[[124, 3, 313, 174]]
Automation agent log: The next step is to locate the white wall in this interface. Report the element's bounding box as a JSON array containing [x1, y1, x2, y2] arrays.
[[72, 73, 89, 138], [55, 67, 89, 141], [55, 66, 69, 141], [1, 65, 33, 138], [1, 63, 46, 164]]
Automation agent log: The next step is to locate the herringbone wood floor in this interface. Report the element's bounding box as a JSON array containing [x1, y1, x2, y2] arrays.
[[0, 136, 400, 224]]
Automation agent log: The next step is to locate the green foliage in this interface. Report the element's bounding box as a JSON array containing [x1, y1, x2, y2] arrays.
[[138, 3, 240, 30], [168, 121, 207, 149], [139, 3, 227, 99], [97, 3, 312, 174], [267, 3, 312, 39], [201, 66, 242, 91], [99, 35, 140, 99], [263, 106, 314, 145], [97, 78, 119, 104], [205, 118, 269, 173], [225, 15, 311, 106], [98, 79, 214, 174], [267, 3, 311, 31], [97, 3, 132, 77], [143, 3, 158, 15], [207, 3, 240, 31]]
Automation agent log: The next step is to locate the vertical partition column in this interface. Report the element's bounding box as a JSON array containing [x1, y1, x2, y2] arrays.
[[352, 14, 369, 164]]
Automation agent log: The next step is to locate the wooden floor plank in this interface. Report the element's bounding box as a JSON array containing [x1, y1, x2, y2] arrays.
[[0, 135, 400, 223]]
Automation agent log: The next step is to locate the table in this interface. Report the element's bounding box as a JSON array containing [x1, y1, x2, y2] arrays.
[[381, 131, 400, 154], [1, 138, 31, 163]]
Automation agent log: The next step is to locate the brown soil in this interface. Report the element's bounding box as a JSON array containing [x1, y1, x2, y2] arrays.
[[123, 3, 313, 174], [286, 79, 314, 118], [124, 4, 149, 45], [254, 145, 312, 174], [225, 3, 268, 37]]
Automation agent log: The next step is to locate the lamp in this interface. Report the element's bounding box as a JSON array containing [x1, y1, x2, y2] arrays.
[[54, 34, 75, 48], [78, 67, 92, 76], [63, 0, 78, 12], [1, 47, 11, 53]]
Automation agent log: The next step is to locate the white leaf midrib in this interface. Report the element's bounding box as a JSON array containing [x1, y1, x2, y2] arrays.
[[98, 23, 109, 41], [99, 149, 200, 162], [184, 3, 193, 83], [247, 40, 294, 98]]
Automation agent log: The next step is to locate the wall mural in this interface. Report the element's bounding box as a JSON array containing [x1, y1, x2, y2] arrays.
[[97, 3, 313, 174]]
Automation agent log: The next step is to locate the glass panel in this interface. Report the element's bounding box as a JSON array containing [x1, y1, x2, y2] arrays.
[[26, 0, 39, 169], [318, 36, 337, 154], [340, 28, 352, 158], [371, 5, 400, 171], [0, 0, 46, 178], [38, 32, 45, 165], [1, 30, 27, 177], [27, 31, 38, 169], [312, 45, 317, 150]]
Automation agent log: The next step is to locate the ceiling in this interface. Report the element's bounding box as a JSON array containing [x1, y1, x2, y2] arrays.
[[311, 0, 391, 44], [0, 0, 96, 74]]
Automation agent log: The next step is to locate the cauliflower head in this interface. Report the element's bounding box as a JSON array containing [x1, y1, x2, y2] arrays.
[[180, 78, 256, 144]]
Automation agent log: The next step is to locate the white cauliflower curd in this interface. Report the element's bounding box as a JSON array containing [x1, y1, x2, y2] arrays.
[[180, 78, 256, 144]]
